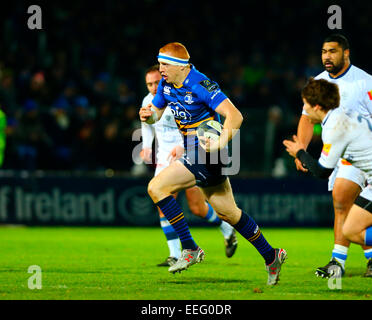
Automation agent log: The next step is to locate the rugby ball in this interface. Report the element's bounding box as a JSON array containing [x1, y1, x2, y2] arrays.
[[197, 120, 223, 142]]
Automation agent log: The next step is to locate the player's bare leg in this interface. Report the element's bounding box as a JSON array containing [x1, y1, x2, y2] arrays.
[[316, 178, 372, 277], [332, 178, 360, 247], [148, 161, 205, 273], [185, 186, 237, 257], [343, 205, 372, 245]]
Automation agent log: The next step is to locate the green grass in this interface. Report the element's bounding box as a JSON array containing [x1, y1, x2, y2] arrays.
[[0, 226, 371, 300]]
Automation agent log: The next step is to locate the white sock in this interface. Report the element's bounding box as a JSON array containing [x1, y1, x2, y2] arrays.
[[168, 239, 181, 259], [220, 221, 234, 239], [332, 244, 348, 268]]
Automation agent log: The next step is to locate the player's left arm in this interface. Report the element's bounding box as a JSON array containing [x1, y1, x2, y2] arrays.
[[283, 134, 346, 179], [214, 98, 243, 150]]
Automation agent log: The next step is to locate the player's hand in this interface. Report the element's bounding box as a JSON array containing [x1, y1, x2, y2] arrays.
[[283, 135, 306, 158], [139, 104, 154, 122], [140, 148, 152, 163], [294, 158, 308, 172], [167, 145, 184, 163], [199, 136, 221, 153]]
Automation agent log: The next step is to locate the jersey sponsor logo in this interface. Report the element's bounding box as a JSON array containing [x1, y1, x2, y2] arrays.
[[168, 102, 192, 124], [368, 90, 372, 100], [322, 144, 332, 156], [200, 79, 219, 93], [164, 86, 171, 95], [184, 92, 194, 104]]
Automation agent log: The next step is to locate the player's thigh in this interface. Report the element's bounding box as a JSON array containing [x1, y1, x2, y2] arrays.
[[201, 178, 241, 223], [148, 160, 196, 196], [343, 204, 372, 236], [332, 177, 362, 208]]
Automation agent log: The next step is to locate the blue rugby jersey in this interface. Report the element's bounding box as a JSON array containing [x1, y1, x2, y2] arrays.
[[152, 65, 227, 147]]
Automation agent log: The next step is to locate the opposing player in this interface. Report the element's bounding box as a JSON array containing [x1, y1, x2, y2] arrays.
[[295, 34, 372, 277], [140, 65, 237, 267], [284, 78, 372, 277], [139, 42, 286, 285]]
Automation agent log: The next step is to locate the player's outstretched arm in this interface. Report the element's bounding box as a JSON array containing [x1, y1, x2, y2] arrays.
[[283, 135, 333, 179], [295, 114, 314, 172], [214, 98, 243, 150]]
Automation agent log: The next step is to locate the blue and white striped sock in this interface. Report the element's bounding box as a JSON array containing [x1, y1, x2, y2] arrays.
[[159, 217, 181, 259], [364, 249, 372, 260], [365, 226, 372, 247], [332, 244, 348, 268], [204, 203, 222, 225], [203, 203, 233, 238], [156, 196, 198, 250]]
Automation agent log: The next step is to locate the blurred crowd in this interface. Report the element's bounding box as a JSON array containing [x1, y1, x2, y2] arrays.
[[0, 0, 371, 175]]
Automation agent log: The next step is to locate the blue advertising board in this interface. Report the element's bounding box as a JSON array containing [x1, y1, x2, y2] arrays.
[[0, 174, 333, 227]]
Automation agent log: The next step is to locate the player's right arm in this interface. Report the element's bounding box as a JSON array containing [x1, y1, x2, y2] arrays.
[[139, 103, 165, 124], [141, 121, 155, 163], [140, 78, 167, 123], [295, 113, 314, 172]]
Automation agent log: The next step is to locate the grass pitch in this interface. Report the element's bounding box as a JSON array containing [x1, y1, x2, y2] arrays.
[[0, 226, 371, 300]]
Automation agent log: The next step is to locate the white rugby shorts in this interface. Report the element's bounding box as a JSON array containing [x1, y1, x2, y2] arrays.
[[154, 151, 171, 176], [359, 185, 372, 202], [328, 159, 366, 191]]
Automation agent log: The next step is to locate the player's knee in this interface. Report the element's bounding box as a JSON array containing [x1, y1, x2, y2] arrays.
[[188, 204, 201, 216], [147, 178, 161, 201], [342, 221, 360, 243], [342, 224, 357, 243], [332, 182, 360, 212], [342, 224, 352, 240], [186, 199, 204, 217], [332, 189, 354, 213]]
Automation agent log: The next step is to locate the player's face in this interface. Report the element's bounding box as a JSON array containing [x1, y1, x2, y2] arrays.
[[159, 62, 179, 84], [145, 71, 162, 95], [302, 98, 322, 124], [321, 42, 347, 75]]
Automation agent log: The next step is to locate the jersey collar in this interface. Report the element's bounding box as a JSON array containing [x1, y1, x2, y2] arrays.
[[322, 109, 334, 127], [328, 64, 352, 80], [173, 64, 195, 89]]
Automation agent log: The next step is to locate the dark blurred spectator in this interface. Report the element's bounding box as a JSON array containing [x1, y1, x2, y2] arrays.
[[13, 99, 52, 170], [0, 69, 17, 116], [42, 96, 74, 169], [0, 1, 370, 174]]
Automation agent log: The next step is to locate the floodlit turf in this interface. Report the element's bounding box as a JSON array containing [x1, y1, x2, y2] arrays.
[[0, 226, 371, 300]]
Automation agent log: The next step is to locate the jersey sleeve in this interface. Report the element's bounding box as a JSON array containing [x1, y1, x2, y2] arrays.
[[318, 127, 350, 169], [141, 121, 155, 148], [198, 79, 228, 110], [361, 76, 372, 117], [151, 79, 167, 109]]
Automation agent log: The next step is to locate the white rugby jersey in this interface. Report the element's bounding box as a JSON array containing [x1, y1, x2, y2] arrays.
[[319, 107, 372, 184], [141, 93, 183, 163], [303, 65, 372, 117]]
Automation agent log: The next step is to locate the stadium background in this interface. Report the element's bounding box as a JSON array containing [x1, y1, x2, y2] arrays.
[[0, 0, 371, 227]]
